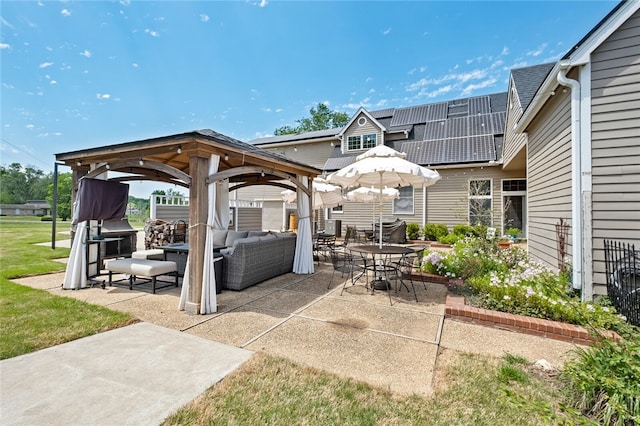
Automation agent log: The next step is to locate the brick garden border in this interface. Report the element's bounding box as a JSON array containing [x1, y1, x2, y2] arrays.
[[418, 272, 620, 346]]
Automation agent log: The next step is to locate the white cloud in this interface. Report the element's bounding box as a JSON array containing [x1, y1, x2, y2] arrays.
[[259, 0, 268, 7], [61, 9, 71, 17], [461, 78, 497, 96], [50, 80, 57, 85], [1, 17, 15, 29], [382, 27, 391, 35], [200, 14, 209, 22], [96, 93, 111, 99], [39, 62, 54, 68], [26, 124, 35, 129], [425, 85, 453, 98], [80, 49, 91, 58], [0, 43, 10, 49], [132, 63, 139, 68], [501, 46, 509, 56], [526, 43, 547, 57], [120, 0, 131, 5], [144, 29, 159, 37]]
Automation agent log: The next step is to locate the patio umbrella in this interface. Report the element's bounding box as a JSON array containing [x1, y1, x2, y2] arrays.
[[346, 186, 399, 225], [281, 177, 344, 210], [327, 145, 440, 248]]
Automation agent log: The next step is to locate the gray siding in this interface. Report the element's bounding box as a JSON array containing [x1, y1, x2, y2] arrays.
[[425, 167, 524, 230], [342, 112, 384, 154], [236, 207, 262, 231], [526, 90, 573, 272], [590, 9, 640, 293], [502, 84, 528, 169], [154, 205, 189, 222]]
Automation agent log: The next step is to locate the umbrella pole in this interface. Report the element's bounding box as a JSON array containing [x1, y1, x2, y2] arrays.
[[379, 172, 383, 249]]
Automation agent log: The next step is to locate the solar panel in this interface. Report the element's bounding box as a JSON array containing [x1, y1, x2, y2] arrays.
[[423, 120, 446, 141], [469, 96, 491, 115], [446, 116, 468, 138]]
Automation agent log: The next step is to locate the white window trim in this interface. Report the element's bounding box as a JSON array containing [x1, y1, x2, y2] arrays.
[[501, 178, 527, 236], [346, 133, 377, 152], [468, 178, 493, 226], [393, 185, 414, 215]]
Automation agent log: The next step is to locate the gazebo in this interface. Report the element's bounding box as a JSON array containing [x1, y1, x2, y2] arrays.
[[55, 129, 321, 314]]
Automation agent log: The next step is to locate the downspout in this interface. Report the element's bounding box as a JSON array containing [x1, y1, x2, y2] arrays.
[[557, 64, 583, 296]]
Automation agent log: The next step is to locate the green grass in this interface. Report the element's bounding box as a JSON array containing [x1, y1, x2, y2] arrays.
[[163, 351, 566, 426], [0, 217, 135, 359]]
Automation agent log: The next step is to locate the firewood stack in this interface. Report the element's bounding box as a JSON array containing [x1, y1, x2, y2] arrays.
[[144, 219, 173, 249]]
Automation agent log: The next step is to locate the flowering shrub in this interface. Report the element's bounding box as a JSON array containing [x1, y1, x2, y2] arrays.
[[423, 236, 634, 335]]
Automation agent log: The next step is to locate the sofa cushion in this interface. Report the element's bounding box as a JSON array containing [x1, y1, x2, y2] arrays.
[[212, 230, 228, 246], [259, 234, 277, 241], [225, 231, 248, 247], [232, 236, 260, 247], [219, 247, 234, 255], [274, 232, 297, 239], [248, 231, 268, 237]]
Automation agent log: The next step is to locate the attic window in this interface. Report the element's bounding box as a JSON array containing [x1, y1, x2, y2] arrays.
[[347, 134, 377, 151], [357, 117, 367, 126]]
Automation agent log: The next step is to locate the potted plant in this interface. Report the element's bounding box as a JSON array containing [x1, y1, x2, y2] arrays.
[[498, 236, 512, 248], [506, 227, 520, 242]]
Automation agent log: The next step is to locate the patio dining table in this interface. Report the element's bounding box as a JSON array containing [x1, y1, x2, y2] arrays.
[[348, 245, 414, 295]]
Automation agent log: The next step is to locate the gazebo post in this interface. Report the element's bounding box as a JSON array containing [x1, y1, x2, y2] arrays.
[[184, 153, 210, 314]]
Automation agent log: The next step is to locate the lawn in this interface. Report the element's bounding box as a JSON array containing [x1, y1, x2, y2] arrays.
[[0, 217, 135, 359]]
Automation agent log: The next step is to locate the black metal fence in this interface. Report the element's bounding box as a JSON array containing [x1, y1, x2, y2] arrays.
[[604, 239, 639, 326]]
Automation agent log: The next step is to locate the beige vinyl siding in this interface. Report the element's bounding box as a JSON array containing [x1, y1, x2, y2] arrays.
[[589, 9, 640, 294], [254, 140, 334, 169], [153, 205, 189, 222], [425, 167, 524, 230], [342, 113, 383, 154], [502, 85, 527, 169], [525, 90, 573, 271]]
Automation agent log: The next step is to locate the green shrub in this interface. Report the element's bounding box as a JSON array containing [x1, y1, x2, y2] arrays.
[[437, 233, 460, 245], [562, 334, 640, 425], [423, 223, 448, 241], [40, 216, 53, 222], [452, 224, 474, 236], [406, 223, 421, 240]]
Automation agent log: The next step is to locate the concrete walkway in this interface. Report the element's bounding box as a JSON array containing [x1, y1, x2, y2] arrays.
[[2, 263, 581, 425], [0, 322, 251, 425]]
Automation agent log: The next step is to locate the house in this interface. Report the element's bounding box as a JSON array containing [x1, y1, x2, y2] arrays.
[[240, 0, 639, 301], [504, 0, 640, 300], [0, 200, 51, 217], [241, 92, 525, 236]]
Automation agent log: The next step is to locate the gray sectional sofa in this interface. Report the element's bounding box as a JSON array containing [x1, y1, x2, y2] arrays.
[[212, 230, 297, 291]]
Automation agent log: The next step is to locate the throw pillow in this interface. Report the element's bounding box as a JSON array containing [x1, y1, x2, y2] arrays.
[[225, 231, 248, 247]]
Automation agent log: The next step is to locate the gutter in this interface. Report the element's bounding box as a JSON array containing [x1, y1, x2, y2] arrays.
[[556, 63, 584, 296]]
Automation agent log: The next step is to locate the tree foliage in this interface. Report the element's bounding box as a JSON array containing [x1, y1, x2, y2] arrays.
[[0, 163, 51, 204], [46, 172, 72, 221], [274, 103, 349, 136]]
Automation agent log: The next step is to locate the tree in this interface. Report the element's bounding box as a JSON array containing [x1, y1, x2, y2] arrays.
[[47, 173, 72, 221], [274, 103, 349, 135], [0, 163, 50, 204]]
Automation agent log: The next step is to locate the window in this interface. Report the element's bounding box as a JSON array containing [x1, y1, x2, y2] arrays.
[[331, 205, 343, 213], [468, 179, 492, 226], [346, 134, 377, 151], [393, 186, 414, 214]]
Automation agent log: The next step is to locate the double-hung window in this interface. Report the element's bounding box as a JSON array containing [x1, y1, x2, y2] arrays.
[[347, 134, 377, 151], [393, 186, 414, 214], [468, 179, 492, 226]]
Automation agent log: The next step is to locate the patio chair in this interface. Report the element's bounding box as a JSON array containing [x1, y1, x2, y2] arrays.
[[328, 247, 354, 290], [389, 253, 419, 302]]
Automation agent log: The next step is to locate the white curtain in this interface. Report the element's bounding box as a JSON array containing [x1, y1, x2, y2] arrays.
[[62, 221, 88, 290], [179, 154, 223, 314], [293, 175, 314, 274], [200, 154, 221, 314]]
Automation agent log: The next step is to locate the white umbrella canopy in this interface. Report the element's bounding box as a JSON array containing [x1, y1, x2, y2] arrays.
[[327, 145, 440, 248], [347, 186, 400, 226], [281, 178, 344, 210]]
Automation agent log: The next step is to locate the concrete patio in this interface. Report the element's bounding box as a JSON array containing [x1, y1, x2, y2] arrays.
[[10, 263, 579, 401]]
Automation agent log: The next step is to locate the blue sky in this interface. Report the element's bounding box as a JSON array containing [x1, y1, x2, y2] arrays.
[[1, 0, 618, 197]]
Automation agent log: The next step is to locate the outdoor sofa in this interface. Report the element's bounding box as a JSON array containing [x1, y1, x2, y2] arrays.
[[214, 230, 297, 291]]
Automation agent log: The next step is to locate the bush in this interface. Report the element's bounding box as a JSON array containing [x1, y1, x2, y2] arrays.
[[452, 224, 474, 236], [40, 216, 53, 222], [406, 223, 421, 240], [423, 223, 448, 241], [438, 233, 461, 245], [562, 334, 640, 425]]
